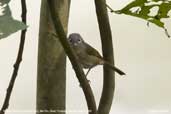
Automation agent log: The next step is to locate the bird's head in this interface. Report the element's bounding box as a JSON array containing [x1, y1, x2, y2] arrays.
[[68, 33, 84, 46]]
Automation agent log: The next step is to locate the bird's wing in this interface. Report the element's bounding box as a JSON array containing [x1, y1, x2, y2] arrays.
[[84, 42, 103, 59]]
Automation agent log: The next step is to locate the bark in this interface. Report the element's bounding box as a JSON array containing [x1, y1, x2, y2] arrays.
[[94, 0, 115, 114], [36, 0, 70, 114]]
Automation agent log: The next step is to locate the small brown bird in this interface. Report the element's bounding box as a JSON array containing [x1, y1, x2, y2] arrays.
[[68, 33, 125, 76]]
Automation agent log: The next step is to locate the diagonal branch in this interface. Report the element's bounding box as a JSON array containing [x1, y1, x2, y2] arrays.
[[47, 1, 97, 114], [0, 0, 27, 114]]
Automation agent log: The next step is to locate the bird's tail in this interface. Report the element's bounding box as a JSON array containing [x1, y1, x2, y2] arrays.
[[103, 61, 125, 76]]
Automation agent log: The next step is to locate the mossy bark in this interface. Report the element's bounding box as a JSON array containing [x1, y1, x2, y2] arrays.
[[37, 0, 70, 114]]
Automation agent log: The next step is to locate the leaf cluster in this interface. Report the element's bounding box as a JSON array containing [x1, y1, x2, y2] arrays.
[[0, 0, 27, 39], [115, 0, 171, 28]]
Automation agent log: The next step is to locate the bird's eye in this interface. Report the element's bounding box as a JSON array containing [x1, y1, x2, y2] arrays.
[[68, 38, 72, 43], [77, 39, 81, 43]]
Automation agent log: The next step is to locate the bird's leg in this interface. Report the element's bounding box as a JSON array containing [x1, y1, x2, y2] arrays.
[[85, 68, 91, 77], [85, 68, 92, 84], [79, 69, 91, 87]]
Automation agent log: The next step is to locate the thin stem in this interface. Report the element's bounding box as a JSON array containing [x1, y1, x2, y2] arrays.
[[106, 4, 121, 14], [0, 0, 27, 114]]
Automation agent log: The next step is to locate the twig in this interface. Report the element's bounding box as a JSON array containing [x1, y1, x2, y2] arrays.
[[106, 3, 114, 12], [164, 28, 170, 38], [0, 0, 27, 114], [47, 1, 97, 114], [106, 3, 121, 14]]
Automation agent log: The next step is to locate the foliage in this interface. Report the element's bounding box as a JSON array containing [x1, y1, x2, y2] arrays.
[[0, 0, 27, 39], [110, 0, 171, 37]]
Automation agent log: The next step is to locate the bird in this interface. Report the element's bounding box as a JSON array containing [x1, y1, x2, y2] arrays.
[[68, 33, 125, 76]]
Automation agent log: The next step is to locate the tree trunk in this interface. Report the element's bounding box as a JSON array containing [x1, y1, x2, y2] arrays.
[[37, 0, 70, 114]]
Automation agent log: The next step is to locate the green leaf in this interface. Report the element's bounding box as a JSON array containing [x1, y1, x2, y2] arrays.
[[115, 0, 171, 28], [0, 0, 27, 39], [112, 0, 171, 37]]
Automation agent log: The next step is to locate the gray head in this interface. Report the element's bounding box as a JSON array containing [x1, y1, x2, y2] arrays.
[[68, 33, 84, 46]]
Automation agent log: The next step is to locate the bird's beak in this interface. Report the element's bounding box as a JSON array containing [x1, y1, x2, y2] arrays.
[[73, 43, 77, 46]]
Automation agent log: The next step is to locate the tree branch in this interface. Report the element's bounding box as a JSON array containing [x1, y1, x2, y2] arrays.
[[0, 0, 27, 114], [47, 1, 97, 114], [94, 0, 115, 114]]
